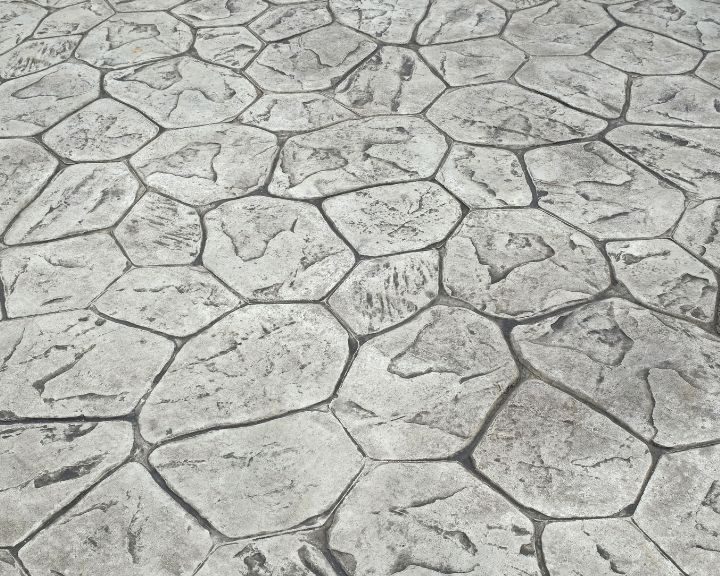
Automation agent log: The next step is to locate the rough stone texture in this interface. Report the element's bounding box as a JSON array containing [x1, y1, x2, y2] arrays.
[[0, 1, 47, 56], [0, 36, 81, 80], [193, 26, 262, 71], [34, 0, 112, 38], [111, 0, 183, 10], [697, 52, 720, 88], [674, 198, 720, 268], [250, 3, 332, 41], [172, 0, 268, 27], [240, 93, 356, 133], [0, 552, 25, 576], [416, 0, 505, 44], [627, 76, 720, 127], [330, 0, 427, 44]]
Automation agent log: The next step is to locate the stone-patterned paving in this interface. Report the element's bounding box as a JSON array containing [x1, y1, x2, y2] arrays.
[[1, 0, 719, 575]]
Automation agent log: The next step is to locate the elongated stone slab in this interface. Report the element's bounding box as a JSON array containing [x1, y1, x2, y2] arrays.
[[249, 2, 332, 41], [0, 1, 46, 56], [34, 0, 113, 38], [627, 76, 720, 127], [416, 0, 505, 44], [674, 198, 720, 268], [240, 93, 356, 133], [330, 0, 427, 44], [0, 36, 81, 80]]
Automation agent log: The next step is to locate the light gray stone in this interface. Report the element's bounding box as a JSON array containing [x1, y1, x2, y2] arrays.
[[0, 2, 46, 56], [698, 52, 720, 88], [0, 36, 81, 80], [0, 552, 25, 576], [674, 198, 720, 268], [628, 76, 720, 127], [416, 0, 505, 44], [193, 26, 262, 70], [494, 0, 546, 8], [330, 0, 427, 43], [240, 93, 356, 133], [250, 2, 332, 41], [34, 0, 113, 38], [111, 0, 184, 10], [172, 0, 268, 27]]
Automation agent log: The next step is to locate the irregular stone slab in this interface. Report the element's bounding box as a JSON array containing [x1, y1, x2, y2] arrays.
[[607, 239, 717, 323], [427, 84, 607, 146], [674, 198, 720, 268], [511, 298, 720, 446], [526, 142, 685, 239], [149, 412, 363, 537], [419, 38, 526, 86], [0, 234, 128, 318], [543, 518, 684, 576], [139, 304, 349, 441], [0, 422, 133, 546], [250, 2, 332, 41], [416, 0, 505, 44], [472, 380, 651, 517], [698, 52, 720, 88], [495, 0, 547, 8], [34, 0, 113, 38], [115, 193, 202, 266], [592, 27, 703, 75], [43, 98, 159, 162], [330, 0, 427, 43], [172, 0, 267, 27], [635, 445, 720, 576], [130, 123, 277, 206], [443, 208, 610, 319], [328, 462, 538, 576], [0, 62, 100, 137], [111, 0, 184, 9], [436, 143, 532, 208], [19, 463, 213, 576], [0, 309, 173, 418], [0, 552, 25, 576], [0, 36, 81, 80], [334, 305, 517, 458], [204, 197, 354, 301], [322, 181, 462, 256], [240, 93, 356, 133], [193, 26, 262, 70], [105, 57, 257, 129], [269, 116, 447, 199], [628, 76, 720, 126], [0, 1, 46, 56], [4, 162, 140, 245], [246, 24, 376, 92]]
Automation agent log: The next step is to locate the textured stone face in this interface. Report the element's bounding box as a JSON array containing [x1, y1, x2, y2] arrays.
[[240, 93, 356, 133], [628, 76, 720, 127], [0, 552, 25, 576], [675, 199, 720, 268], [34, 0, 113, 38], [250, 2, 332, 41], [416, 0, 505, 44], [0, 2, 47, 56], [698, 52, 720, 88], [193, 26, 261, 70], [172, 0, 267, 27], [0, 36, 81, 80], [330, 0, 427, 43]]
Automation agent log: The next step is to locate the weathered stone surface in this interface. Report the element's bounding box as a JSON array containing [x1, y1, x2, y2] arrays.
[[105, 57, 258, 129], [19, 463, 213, 576], [131, 123, 277, 206], [416, 0, 505, 44], [0, 36, 80, 79], [246, 24, 376, 92], [203, 197, 354, 300], [698, 52, 720, 88], [250, 2, 332, 41], [240, 93, 356, 133], [0, 422, 133, 546], [4, 162, 140, 245], [674, 198, 720, 268], [526, 142, 685, 240], [436, 143, 532, 208], [111, 0, 184, 10], [139, 304, 349, 441], [427, 84, 607, 146], [34, 0, 113, 38], [334, 47, 445, 115], [472, 380, 651, 517], [0, 309, 173, 418], [328, 462, 538, 576], [0, 62, 100, 137], [511, 298, 720, 446], [149, 412, 363, 537], [43, 98, 159, 162], [0, 552, 25, 576], [494, 0, 547, 8], [419, 38, 526, 86], [0, 234, 128, 318], [0, 1, 46, 56], [193, 26, 262, 70], [172, 0, 268, 27], [269, 116, 447, 199], [443, 209, 610, 319], [115, 193, 202, 266], [330, 0, 427, 43], [628, 76, 720, 126]]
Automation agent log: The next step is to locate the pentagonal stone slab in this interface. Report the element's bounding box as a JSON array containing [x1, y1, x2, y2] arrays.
[[698, 52, 720, 88], [105, 57, 257, 129], [0, 36, 81, 80], [0, 63, 99, 137], [0, 552, 24, 576], [322, 181, 461, 256], [204, 197, 354, 300], [472, 380, 651, 517], [115, 193, 202, 266], [240, 93, 356, 133], [436, 143, 532, 208], [96, 266, 240, 337], [0, 422, 133, 546], [250, 2, 332, 41], [139, 304, 348, 441], [511, 298, 720, 447], [43, 99, 159, 162], [149, 411, 363, 537], [334, 305, 517, 459], [443, 208, 610, 319], [193, 26, 262, 70], [328, 462, 538, 576], [674, 198, 720, 267], [4, 163, 140, 245], [0, 1, 46, 56], [334, 47, 444, 116], [427, 84, 607, 147], [526, 142, 685, 240], [0, 234, 127, 318], [246, 24, 376, 92], [330, 0, 427, 43], [34, 0, 113, 38], [628, 76, 720, 127], [635, 445, 720, 576], [19, 463, 213, 576], [416, 0, 505, 44], [269, 116, 447, 199], [131, 124, 277, 206], [172, 0, 267, 27], [0, 310, 173, 418]]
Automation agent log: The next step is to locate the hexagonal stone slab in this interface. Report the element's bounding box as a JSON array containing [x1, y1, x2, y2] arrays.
[[511, 298, 720, 447], [269, 116, 447, 199], [427, 84, 607, 146], [0, 1, 46, 56], [416, 0, 505, 44], [0, 422, 133, 546], [674, 198, 720, 267], [139, 304, 349, 442], [240, 93, 356, 133], [328, 462, 538, 576], [526, 142, 685, 240], [322, 181, 462, 256], [204, 197, 354, 301], [472, 380, 651, 517], [105, 57, 257, 129], [0, 310, 173, 418], [149, 411, 363, 537], [330, 0, 427, 43], [34, 0, 113, 38], [249, 2, 332, 41], [193, 26, 262, 70], [0, 36, 81, 80], [43, 98, 159, 162], [333, 305, 518, 459], [443, 209, 610, 319], [19, 463, 212, 576], [0, 552, 25, 576], [698, 52, 720, 88], [172, 0, 267, 27], [628, 76, 720, 127], [130, 123, 278, 206]]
